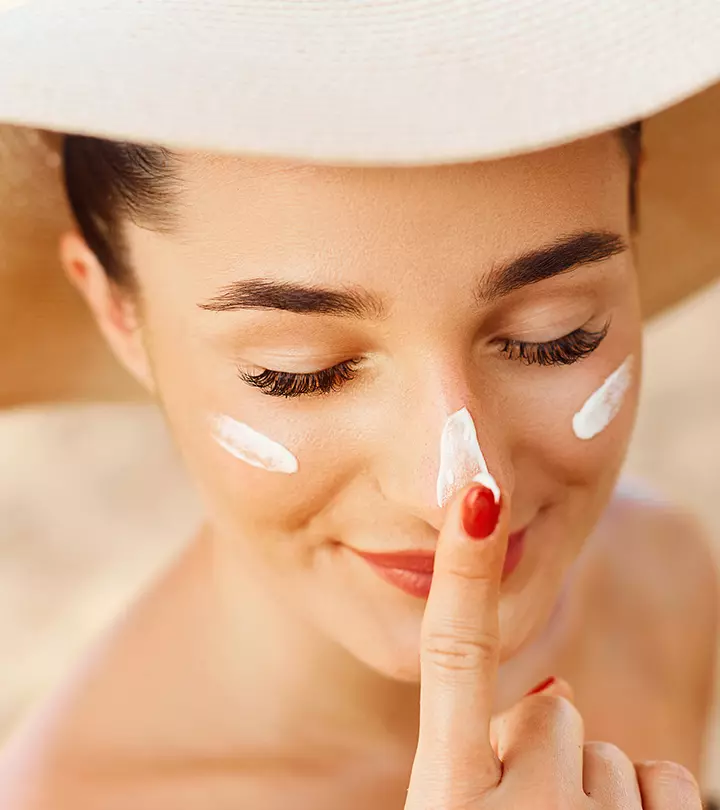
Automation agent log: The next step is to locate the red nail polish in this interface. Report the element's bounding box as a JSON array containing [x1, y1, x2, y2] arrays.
[[526, 676, 556, 696], [462, 485, 501, 539]]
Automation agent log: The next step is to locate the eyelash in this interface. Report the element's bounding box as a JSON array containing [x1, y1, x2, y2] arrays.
[[239, 359, 361, 398], [499, 322, 610, 366], [240, 323, 610, 398]]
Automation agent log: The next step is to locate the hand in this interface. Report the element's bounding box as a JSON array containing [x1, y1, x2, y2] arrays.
[[405, 482, 702, 809]]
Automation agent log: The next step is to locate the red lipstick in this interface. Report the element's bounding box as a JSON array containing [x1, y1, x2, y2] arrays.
[[355, 529, 527, 599], [356, 549, 435, 599]]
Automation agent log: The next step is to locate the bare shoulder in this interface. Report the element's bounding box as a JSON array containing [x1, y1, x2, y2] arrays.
[[586, 477, 719, 695], [0, 534, 231, 809], [563, 479, 719, 767], [0, 739, 291, 810]]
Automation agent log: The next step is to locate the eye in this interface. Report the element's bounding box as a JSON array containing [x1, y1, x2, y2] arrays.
[[500, 322, 610, 366], [239, 359, 361, 398]]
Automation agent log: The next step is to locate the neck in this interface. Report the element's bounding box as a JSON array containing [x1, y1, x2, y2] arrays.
[[203, 527, 422, 756]]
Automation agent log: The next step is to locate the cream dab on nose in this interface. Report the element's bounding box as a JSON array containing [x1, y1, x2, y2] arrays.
[[436, 407, 499, 508]]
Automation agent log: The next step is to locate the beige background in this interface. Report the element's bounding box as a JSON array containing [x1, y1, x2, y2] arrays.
[[1, 282, 718, 790]]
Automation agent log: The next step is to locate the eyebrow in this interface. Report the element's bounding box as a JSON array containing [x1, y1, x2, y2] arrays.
[[199, 230, 627, 317], [478, 230, 627, 302], [199, 278, 384, 318]]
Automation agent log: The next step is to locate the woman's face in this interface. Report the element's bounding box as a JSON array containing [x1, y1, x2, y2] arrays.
[[74, 134, 642, 681]]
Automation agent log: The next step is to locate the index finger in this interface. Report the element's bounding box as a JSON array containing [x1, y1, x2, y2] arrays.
[[417, 479, 509, 778]]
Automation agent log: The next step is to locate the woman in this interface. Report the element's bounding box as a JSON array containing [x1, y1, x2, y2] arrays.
[[0, 2, 718, 807]]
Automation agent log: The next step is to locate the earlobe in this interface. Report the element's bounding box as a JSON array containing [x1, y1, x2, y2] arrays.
[[59, 231, 155, 393]]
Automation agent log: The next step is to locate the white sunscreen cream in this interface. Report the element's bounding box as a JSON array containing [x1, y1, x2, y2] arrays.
[[436, 407, 500, 507], [572, 356, 634, 440], [211, 414, 299, 474]]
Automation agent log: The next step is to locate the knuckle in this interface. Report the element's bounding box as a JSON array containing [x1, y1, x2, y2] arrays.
[[420, 758, 501, 797], [637, 760, 700, 792], [537, 693, 577, 716], [523, 694, 581, 729], [513, 695, 583, 747], [503, 694, 582, 747], [584, 741, 631, 766], [422, 623, 499, 673]]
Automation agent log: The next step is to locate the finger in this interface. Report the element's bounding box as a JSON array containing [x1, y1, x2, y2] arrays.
[[583, 742, 641, 805], [583, 742, 642, 806], [489, 676, 574, 752], [636, 761, 703, 810], [495, 694, 584, 790], [416, 480, 508, 780]]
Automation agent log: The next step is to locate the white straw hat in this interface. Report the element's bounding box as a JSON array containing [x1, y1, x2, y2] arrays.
[[1, 1, 719, 404]]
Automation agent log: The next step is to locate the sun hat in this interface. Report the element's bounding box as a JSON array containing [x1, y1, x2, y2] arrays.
[[0, 0, 719, 405]]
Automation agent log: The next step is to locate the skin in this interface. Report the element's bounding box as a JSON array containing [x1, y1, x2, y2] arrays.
[[71, 133, 642, 679], [0, 134, 716, 808]]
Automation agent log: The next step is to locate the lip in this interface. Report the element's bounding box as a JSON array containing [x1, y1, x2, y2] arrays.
[[355, 529, 528, 600]]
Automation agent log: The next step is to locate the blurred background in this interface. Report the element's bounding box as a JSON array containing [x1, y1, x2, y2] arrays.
[[0, 281, 719, 791]]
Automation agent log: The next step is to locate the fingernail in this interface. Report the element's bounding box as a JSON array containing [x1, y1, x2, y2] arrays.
[[462, 484, 501, 539], [526, 676, 556, 695]]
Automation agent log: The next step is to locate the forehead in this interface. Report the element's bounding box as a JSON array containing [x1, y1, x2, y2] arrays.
[[127, 134, 629, 298], [175, 134, 627, 245]]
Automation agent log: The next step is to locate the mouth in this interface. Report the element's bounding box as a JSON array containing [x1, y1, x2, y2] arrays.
[[354, 529, 527, 600]]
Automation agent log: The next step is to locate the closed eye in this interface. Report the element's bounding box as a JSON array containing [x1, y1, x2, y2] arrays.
[[500, 322, 610, 366], [238, 321, 609, 399], [239, 359, 361, 398]]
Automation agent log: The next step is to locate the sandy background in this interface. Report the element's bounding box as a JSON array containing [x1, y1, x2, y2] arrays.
[[1, 282, 718, 790]]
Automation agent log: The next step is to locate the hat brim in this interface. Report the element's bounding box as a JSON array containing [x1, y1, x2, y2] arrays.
[[637, 81, 720, 319], [1, 1, 719, 405], [1, 0, 720, 163]]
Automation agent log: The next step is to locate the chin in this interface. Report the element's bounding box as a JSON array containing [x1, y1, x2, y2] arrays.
[[335, 604, 540, 686], [345, 616, 540, 685], [359, 585, 562, 684], [345, 622, 425, 683], [498, 573, 568, 664], [378, 657, 423, 683], [307, 533, 570, 685]]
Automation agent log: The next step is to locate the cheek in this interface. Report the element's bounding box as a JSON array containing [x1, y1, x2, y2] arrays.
[[141, 330, 398, 572], [169, 398, 365, 546], [504, 354, 639, 500], [495, 356, 639, 658], [139, 316, 357, 535]]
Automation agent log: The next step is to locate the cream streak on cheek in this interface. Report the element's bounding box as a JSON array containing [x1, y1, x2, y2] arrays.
[[211, 414, 299, 474], [572, 356, 634, 440]]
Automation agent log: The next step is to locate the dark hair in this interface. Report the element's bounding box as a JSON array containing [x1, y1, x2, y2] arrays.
[[620, 122, 642, 227], [62, 137, 179, 284], [63, 124, 643, 284]]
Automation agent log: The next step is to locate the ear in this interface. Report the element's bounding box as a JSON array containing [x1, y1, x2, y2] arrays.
[[60, 231, 155, 393]]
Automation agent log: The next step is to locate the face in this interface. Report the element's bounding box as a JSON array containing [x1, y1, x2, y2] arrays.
[[67, 134, 642, 681]]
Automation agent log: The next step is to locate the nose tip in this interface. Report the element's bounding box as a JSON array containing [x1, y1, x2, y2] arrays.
[[436, 407, 498, 507]]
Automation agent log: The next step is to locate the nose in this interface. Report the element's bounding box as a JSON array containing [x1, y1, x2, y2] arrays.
[[436, 407, 500, 507], [374, 398, 500, 531]]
